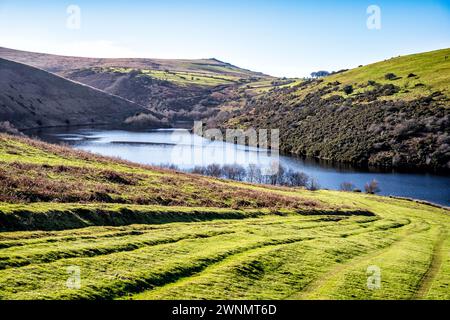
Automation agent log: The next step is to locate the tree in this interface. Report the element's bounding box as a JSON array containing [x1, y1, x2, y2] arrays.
[[285, 170, 309, 187], [247, 164, 262, 183], [364, 179, 380, 194], [310, 71, 330, 78], [191, 166, 206, 175], [307, 178, 321, 191], [340, 182, 355, 192], [222, 164, 246, 181], [205, 164, 222, 177]]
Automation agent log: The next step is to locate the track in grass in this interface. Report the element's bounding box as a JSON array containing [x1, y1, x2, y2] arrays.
[[413, 227, 447, 299]]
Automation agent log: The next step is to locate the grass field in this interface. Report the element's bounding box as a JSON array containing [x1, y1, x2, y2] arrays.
[[104, 67, 243, 87], [0, 134, 449, 300]]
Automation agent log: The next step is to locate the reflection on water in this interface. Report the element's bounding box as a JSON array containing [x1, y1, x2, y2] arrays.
[[32, 127, 450, 206]]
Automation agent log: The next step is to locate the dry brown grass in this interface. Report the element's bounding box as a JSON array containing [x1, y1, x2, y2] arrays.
[[0, 133, 322, 210]]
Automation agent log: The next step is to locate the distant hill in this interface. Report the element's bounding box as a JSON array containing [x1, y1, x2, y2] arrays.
[[217, 48, 450, 171], [0, 47, 267, 78], [0, 58, 164, 130], [0, 47, 271, 122]]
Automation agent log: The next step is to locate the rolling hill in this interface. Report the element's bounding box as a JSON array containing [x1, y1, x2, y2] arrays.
[[217, 48, 450, 171], [0, 133, 449, 299], [0, 58, 166, 130], [0, 47, 273, 122], [1, 46, 448, 171]]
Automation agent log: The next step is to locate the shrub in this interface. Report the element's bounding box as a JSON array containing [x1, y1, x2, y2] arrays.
[[343, 85, 353, 94], [0, 121, 22, 135], [384, 73, 398, 80], [124, 113, 162, 127]]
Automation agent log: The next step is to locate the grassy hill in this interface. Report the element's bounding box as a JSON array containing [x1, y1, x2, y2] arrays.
[[0, 47, 273, 122], [0, 133, 449, 300], [0, 58, 166, 130], [219, 48, 450, 171]]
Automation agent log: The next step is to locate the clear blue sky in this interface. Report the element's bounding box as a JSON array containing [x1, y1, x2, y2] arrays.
[[0, 0, 449, 77]]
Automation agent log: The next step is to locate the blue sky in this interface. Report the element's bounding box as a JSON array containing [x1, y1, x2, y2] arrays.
[[0, 0, 449, 77]]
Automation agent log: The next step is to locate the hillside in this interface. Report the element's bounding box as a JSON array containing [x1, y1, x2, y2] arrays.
[[0, 58, 166, 130], [0, 133, 449, 299], [218, 48, 450, 171], [0, 47, 273, 122]]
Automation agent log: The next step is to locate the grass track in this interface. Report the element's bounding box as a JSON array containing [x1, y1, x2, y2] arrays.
[[0, 134, 449, 300]]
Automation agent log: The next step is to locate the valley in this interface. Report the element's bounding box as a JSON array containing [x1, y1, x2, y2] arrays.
[[0, 45, 449, 301]]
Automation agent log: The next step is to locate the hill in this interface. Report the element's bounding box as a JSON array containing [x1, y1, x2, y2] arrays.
[[217, 48, 450, 171], [0, 47, 273, 122], [0, 58, 166, 130], [0, 133, 449, 299]]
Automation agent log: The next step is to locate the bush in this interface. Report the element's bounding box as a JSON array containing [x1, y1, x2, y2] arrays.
[[343, 85, 353, 94], [0, 121, 22, 135], [384, 73, 398, 80], [124, 113, 162, 127]]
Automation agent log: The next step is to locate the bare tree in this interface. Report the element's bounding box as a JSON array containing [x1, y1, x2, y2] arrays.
[[222, 164, 246, 181], [205, 164, 222, 177], [191, 166, 206, 175], [340, 182, 355, 192], [307, 178, 321, 191], [364, 179, 380, 194], [285, 170, 309, 187], [247, 164, 262, 183]]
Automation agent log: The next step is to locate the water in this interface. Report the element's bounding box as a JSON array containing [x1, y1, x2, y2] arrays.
[[33, 127, 450, 206]]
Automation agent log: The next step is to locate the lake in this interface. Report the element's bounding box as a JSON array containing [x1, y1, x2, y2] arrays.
[[32, 127, 450, 206]]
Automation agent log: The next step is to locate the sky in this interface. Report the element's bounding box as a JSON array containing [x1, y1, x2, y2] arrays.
[[0, 0, 449, 77]]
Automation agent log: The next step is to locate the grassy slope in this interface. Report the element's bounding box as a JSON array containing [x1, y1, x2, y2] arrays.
[[0, 46, 269, 87], [221, 48, 450, 170], [320, 48, 450, 101], [0, 47, 278, 123], [0, 134, 449, 300], [266, 48, 450, 102], [0, 58, 163, 130]]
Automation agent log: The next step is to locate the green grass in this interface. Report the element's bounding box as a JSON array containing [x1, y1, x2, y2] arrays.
[[297, 48, 450, 101], [0, 134, 449, 300], [103, 65, 265, 87]]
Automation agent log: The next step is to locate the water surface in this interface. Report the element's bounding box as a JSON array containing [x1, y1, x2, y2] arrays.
[[34, 127, 450, 206]]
